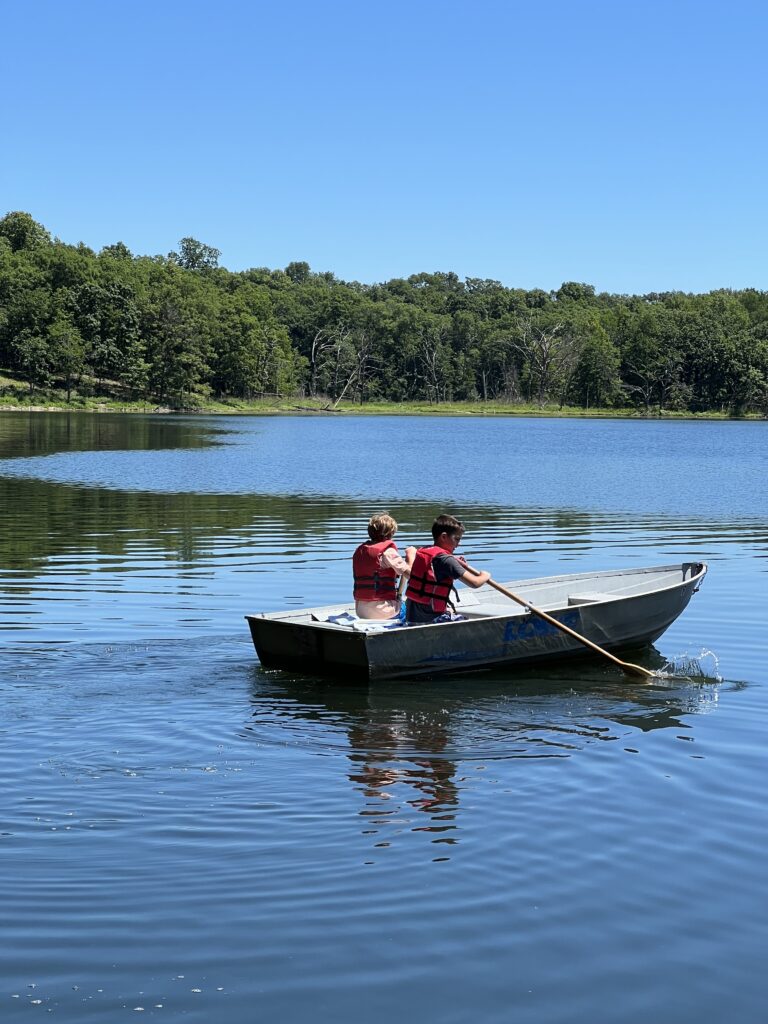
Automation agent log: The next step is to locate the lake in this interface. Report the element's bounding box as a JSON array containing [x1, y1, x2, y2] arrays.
[[1, 411, 766, 1023]]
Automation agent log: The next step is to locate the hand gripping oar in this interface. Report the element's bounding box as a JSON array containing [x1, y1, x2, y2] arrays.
[[463, 565, 655, 681]]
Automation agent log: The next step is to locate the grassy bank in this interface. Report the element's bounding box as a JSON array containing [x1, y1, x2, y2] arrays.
[[0, 371, 757, 419]]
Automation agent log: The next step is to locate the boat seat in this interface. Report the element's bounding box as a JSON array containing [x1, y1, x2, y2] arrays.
[[567, 591, 615, 605]]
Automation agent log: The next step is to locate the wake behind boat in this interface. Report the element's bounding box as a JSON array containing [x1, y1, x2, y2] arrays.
[[246, 562, 707, 681]]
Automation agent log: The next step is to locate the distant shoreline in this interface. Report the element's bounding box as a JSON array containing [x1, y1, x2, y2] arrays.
[[4, 213, 768, 422], [0, 396, 763, 420]]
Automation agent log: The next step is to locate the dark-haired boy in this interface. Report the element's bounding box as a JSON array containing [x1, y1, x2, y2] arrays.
[[404, 514, 490, 625]]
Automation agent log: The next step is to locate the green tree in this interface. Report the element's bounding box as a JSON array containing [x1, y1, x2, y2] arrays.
[[0, 211, 51, 251], [143, 264, 217, 406], [285, 261, 311, 284], [171, 237, 221, 272], [12, 330, 55, 391], [99, 241, 133, 261], [570, 329, 621, 407], [48, 312, 85, 400]]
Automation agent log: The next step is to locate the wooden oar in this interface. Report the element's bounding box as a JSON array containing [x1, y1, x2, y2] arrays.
[[463, 565, 655, 681]]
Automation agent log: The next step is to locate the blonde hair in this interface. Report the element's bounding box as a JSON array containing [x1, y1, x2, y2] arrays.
[[368, 513, 397, 542]]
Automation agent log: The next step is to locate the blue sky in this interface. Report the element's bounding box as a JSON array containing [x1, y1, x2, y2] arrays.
[[2, 0, 766, 293]]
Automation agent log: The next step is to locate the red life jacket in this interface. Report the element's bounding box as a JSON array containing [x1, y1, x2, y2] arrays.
[[405, 545, 456, 613], [352, 540, 398, 601]]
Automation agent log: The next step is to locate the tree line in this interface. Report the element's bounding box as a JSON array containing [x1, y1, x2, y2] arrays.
[[2, 210, 767, 414]]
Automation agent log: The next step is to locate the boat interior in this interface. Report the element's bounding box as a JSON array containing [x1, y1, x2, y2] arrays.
[[458, 564, 702, 618]]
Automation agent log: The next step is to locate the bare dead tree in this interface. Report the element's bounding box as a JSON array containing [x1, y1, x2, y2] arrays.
[[327, 329, 377, 409], [657, 355, 692, 414], [326, 323, 354, 399], [622, 361, 658, 414], [415, 323, 450, 403], [511, 317, 577, 406], [308, 329, 333, 398]]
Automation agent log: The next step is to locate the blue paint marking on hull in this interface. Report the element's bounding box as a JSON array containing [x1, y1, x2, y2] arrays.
[[502, 610, 580, 643]]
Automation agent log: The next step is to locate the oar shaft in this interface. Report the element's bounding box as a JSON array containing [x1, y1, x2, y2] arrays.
[[487, 579, 628, 669], [463, 566, 654, 681]]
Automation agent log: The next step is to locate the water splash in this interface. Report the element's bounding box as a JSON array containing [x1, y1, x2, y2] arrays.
[[659, 649, 722, 683]]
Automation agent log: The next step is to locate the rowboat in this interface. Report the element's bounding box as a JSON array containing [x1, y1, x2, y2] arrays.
[[245, 562, 707, 681]]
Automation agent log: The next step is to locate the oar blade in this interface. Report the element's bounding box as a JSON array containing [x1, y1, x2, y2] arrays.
[[621, 661, 656, 681]]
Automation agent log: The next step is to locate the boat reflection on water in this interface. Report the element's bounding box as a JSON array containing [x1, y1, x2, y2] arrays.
[[346, 701, 460, 842], [248, 651, 722, 855]]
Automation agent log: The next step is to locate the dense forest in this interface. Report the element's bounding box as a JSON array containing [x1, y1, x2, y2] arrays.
[[1, 210, 767, 414]]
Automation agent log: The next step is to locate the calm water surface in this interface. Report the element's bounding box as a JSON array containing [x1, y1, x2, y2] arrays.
[[1, 412, 766, 1022]]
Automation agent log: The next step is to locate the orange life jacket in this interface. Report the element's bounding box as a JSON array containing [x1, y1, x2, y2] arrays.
[[405, 545, 455, 613], [352, 540, 398, 601]]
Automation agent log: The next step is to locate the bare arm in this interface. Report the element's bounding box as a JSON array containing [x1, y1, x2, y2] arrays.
[[381, 546, 416, 577], [459, 567, 491, 589], [454, 555, 490, 589]]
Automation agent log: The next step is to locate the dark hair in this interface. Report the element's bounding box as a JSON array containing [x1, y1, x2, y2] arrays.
[[431, 514, 464, 542]]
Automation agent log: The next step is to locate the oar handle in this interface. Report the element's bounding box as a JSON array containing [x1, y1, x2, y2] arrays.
[[463, 565, 654, 681]]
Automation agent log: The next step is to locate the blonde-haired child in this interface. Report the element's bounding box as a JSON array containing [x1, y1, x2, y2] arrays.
[[352, 514, 416, 619]]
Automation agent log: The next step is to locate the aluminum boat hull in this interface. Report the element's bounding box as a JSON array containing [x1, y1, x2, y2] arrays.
[[245, 562, 706, 681]]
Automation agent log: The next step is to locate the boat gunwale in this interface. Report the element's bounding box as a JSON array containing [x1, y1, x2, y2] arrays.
[[245, 561, 707, 634]]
